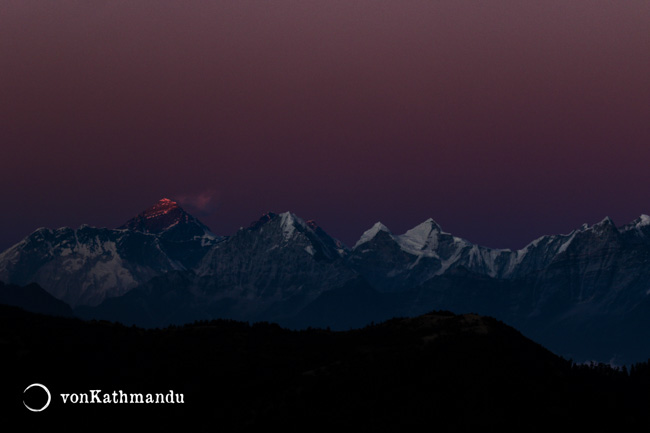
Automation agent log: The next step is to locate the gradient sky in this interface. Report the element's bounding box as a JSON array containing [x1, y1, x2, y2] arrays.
[[1, 1, 649, 251]]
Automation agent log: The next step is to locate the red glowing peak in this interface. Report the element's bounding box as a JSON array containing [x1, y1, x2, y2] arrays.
[[117, 197, 216, 238], [159, 198, 177, 206], [118, 198, 188, 233], [143, 198, 180, 219]]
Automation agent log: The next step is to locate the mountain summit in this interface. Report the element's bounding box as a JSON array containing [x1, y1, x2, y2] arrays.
[[118, 198, 212, 236], [0, 198, 221, 306]]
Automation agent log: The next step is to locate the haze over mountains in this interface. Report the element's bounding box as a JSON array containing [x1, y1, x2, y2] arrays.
[[2, 198, 650, 363]]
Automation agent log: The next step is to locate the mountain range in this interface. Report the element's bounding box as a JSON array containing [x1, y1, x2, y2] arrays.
[[2, 198, 650, 363]]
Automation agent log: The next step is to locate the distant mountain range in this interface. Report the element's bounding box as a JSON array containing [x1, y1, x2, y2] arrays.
[[2, 198, 650, 363]]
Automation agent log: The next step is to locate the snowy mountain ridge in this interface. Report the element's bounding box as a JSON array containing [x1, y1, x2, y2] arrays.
[[2, 198, 650, 322], [350, 213, 650, 282], [4, 200, 650, 362]]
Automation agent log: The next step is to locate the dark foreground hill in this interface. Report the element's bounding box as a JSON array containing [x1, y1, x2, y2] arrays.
[[2, 305, 649, 432], [0, 281, 73, 317]]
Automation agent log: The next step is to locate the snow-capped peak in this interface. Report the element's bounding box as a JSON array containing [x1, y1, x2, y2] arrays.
[[573, 217, 617, 233], [627, 214, 650, 229], [403, 219, 442, 238], [587, 216, 619, 234], [144, 198, 180, 219], [396, 219, 443, 254], [620, 214, 650, 234], [118, 197, 212, 235], [279, 211, 308, 240], [353, 222, 390, 249], [595, 216, 615, 226]]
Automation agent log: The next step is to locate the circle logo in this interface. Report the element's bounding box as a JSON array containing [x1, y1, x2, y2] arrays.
[[23, 383, 51, 412]]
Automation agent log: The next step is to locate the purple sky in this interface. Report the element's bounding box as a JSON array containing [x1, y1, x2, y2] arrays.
[[1, 1, 650, 251]]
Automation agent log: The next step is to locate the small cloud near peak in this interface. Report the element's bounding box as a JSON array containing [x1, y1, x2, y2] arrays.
[[175, 190, 219, 216]]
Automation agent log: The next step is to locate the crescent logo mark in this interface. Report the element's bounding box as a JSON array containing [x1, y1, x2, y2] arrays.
[[23, 383, 51, 412]]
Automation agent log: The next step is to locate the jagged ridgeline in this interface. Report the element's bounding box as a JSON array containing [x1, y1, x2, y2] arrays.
[[2, 198, 650, 363]]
